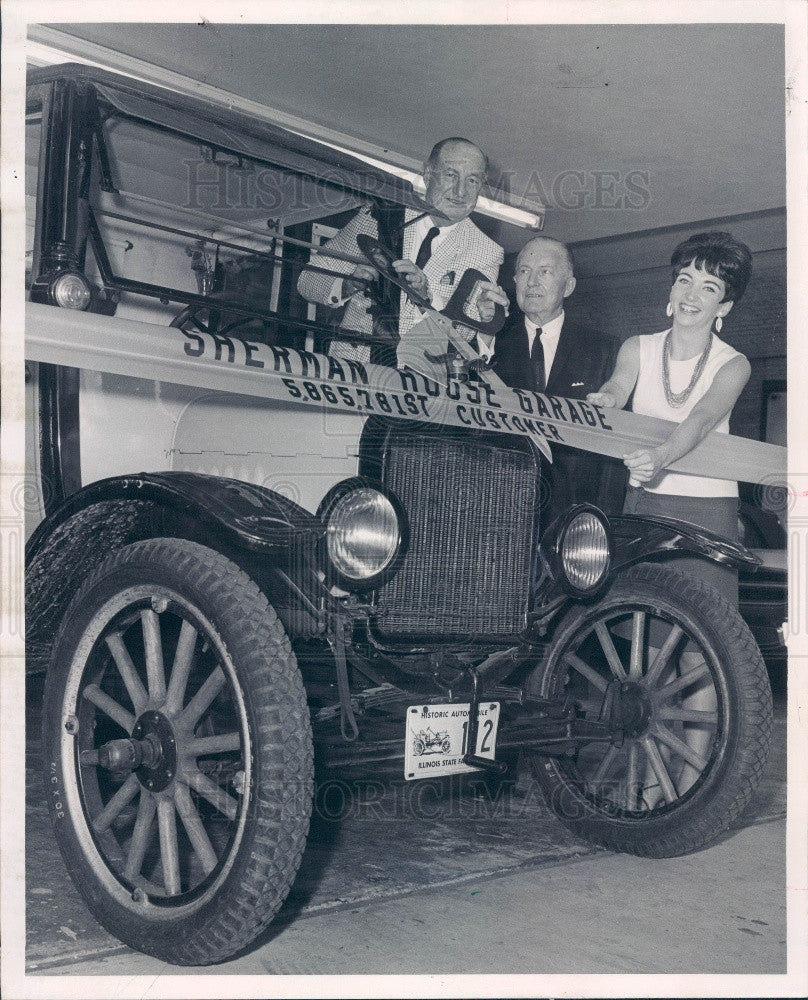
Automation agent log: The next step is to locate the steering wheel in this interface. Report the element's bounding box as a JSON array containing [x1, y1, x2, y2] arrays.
[[169, 302, 269, 338]]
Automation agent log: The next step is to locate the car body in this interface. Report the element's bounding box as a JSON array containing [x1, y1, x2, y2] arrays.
[[23, 63, 783, 966], [738, 497, 787, 659]]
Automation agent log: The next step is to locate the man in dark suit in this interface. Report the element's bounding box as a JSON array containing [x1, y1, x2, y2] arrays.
[[492, 236, 627, 524]]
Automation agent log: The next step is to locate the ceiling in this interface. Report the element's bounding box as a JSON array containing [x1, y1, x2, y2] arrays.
[[47, 22, 786, 251]]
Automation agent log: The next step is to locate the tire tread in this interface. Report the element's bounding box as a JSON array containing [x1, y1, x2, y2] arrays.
[[531, 563, 773, 858], [44, 538, 313, 966]]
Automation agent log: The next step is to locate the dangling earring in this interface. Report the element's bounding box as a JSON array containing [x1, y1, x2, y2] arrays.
[[666, 302, 673, 317], [715, 316, 723, 333]]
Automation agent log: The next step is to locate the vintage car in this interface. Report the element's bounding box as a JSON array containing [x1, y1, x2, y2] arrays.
[[737, 492, 788, 660], [24, 63, 783, 965]]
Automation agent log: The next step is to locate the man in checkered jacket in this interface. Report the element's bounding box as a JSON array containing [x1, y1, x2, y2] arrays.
[[297, 138, 506, 365]]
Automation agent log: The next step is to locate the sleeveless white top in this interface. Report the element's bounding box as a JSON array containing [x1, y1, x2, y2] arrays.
[[630, 330, 742, 497]]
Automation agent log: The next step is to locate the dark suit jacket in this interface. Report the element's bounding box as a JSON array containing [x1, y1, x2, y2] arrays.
[[492, 312, 628, 525]]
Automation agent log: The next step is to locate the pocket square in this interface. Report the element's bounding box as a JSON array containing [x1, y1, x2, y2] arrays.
[[440, 271, 456, 286], [571, 381, 585, 387]]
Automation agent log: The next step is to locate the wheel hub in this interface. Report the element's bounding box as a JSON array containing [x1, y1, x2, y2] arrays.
[[602, 680, 652, 739], [131, 711, 178, 793]]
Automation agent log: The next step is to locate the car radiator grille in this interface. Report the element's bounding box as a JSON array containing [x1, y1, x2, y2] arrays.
[[374, 429, 537, 639]]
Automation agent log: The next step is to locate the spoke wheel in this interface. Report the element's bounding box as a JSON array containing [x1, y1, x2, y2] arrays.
[[528, 564, 772, 857], [43, 539, 313, 965]]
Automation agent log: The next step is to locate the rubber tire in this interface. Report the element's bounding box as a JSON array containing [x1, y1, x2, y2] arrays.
[[42, 538, 313, 965], [528, 563, 772, 858]]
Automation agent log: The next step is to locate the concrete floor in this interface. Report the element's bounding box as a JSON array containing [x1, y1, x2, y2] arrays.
[[30, 819, 787, 978], [19, 667, 795, 989]]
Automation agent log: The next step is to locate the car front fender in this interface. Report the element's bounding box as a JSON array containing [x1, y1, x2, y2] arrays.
[[25, 472, 327, 672], [608, 513, 761, 574], [533, 507, 760, 622], [26, 470, 324, 561]]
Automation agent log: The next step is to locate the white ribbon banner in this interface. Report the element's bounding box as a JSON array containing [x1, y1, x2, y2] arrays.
[[25, 302, 786, 485]]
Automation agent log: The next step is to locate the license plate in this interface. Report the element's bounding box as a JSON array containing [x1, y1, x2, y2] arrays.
[[404, 702, 500, 780]]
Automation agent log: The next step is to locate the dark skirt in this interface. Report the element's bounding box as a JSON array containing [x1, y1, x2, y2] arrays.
[[622, 486, 740, 606]]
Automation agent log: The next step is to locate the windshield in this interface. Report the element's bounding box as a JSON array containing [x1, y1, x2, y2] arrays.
[[28, 68, 415, 354]]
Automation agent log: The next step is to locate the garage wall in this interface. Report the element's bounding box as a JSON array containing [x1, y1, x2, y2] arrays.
[[559, 209, 786, 442]]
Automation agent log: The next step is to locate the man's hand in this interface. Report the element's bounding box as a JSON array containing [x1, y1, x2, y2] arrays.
[[393, 259, 431, 300], [623, 447, 665, 483], [475, 281, 509, 323], [586, 391, 617, 408], [343, 264, 378, 298]]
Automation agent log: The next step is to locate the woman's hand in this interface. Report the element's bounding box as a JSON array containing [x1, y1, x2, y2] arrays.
[[586, 391, 617, 408], [623, 447, 666, 482]]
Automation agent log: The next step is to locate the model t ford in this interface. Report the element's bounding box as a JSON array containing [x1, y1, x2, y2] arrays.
[[24, 63, 782, 965]]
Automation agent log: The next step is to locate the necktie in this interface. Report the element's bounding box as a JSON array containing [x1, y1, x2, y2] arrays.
[[415, 226, 440, 269], [530, 328, 546, 392]]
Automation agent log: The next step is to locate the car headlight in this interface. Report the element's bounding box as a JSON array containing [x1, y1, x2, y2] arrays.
[[543, 505, 611, 596], [561, 510, 610, 592], [318, 479, 406, 590], [50, 270, 92, 310]]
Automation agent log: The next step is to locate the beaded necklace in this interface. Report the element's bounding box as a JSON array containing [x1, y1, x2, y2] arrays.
[[662, 330, 713, 408]]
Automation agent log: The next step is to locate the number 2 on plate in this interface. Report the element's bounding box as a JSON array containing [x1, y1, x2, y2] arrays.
[[461, 718, 494, 754]]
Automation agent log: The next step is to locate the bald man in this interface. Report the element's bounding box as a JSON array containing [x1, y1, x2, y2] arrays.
[[493, 236, 627, 523], [297, 137, 504, 365]]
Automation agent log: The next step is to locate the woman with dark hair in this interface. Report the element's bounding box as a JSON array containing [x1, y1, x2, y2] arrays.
[[588, 230, 753, 605], [588, 231, 754, 800]]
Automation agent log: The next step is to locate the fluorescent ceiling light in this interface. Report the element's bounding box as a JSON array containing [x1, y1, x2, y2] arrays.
[[325, 148, 544, 230], [409, 176, 543, 230]]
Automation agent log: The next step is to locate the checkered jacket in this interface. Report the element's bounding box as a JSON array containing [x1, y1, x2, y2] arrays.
[[297, 206, 504, 362]]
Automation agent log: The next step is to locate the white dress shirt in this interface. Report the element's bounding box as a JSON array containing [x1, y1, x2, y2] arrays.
[[481, 309, 565, 368], [410, 214, 458, 262], [523, 310, 564, 380]]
